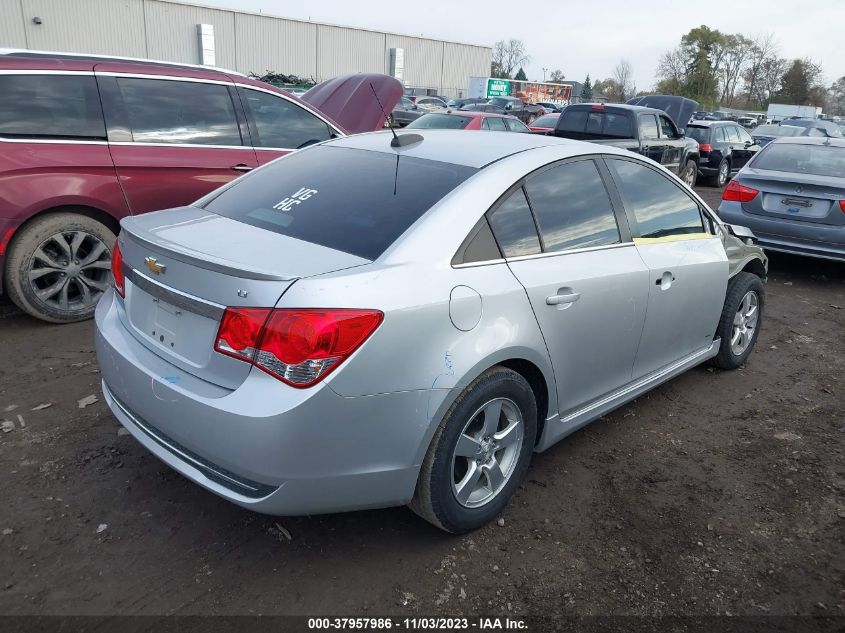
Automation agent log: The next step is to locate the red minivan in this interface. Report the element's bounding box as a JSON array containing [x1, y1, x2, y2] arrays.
[[0, 50, 400, 322]]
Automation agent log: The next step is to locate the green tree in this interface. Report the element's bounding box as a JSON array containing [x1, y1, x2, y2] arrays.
[[778, 59, 823, 105], [829, 76, 845, 115], [514, 67, 527, 81], [580, 75, 593, 101]]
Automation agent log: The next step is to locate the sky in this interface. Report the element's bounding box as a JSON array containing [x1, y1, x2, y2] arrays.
[[197, 0, 843, 90]]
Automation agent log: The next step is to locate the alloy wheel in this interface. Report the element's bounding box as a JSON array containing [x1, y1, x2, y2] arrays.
[[683, 164, 696, 187], [718, 161, 729, 187], [27, 230, 112, 313], [730, 290, 759, 356], [450, 397, 524, 509]]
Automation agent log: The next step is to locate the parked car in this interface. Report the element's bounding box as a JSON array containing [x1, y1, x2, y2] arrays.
[[462, 96, 545, 124], [777, 118, 843, 138], [405, 111, 529, 132], [535, 101, 564, 113], [446, 97, 488, 109], [0, 50, 401, 323], [751, 124, 804, 148], [686, 120, 761, 187], [390, 97, 423, 127], [547, 102, 700, 187], [738, 116, 758, 129], [95, 130, 767, 533], [718, 137, 845, 261], [527, 113, 560, 133]]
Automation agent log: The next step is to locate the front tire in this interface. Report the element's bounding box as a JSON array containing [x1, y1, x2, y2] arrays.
[[710, 272, 765, 369], [4, 212, 116, 323], [410, 367, 537, 533]]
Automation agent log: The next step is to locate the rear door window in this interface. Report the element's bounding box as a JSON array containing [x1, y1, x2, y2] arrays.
[[524, 159, 621, 252], [639, 114, 659, 141], [726, 126, 742, 143], [607, 159, 705, 238], [240, 88, 333, 149], [486, 117, 508, 131], [0, 74, 105, 140], [487, 187, 542, 257], [202, 145, 477, 260], [504, 118, 528, 133], [117, 77, 242, 145]]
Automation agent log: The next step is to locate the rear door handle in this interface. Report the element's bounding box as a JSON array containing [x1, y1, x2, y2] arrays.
[[231, 163, 253, 172], [546, 291, 581, 307]]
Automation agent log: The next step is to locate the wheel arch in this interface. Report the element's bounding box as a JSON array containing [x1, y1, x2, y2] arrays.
[[417, 350, 557, 470], [741, 257, 767, 281], [5, 204, 120, 255]]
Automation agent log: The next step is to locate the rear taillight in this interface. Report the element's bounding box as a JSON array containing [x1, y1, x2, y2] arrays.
[[722, 180, 759, 203], [839, 200, 845, 214], [111, 243, 125, 298], [699, 143, 713, 152], [214, 308, 383, 388]]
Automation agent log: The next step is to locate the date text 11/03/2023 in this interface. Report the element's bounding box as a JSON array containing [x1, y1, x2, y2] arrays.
[[307, 617, 529, 630]]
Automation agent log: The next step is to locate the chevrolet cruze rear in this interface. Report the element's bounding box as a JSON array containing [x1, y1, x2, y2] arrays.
[[96, 130, 767, 532]]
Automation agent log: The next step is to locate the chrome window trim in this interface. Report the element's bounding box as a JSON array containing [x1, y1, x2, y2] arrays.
[[124, 267, 225, 321], [0, 137, 107, 145], [97, 71, 232, 86], [451, 258, 507, 269], [108, 141, 255, 150], [506, 241, 633, 263], [0, 69, 95, 76]]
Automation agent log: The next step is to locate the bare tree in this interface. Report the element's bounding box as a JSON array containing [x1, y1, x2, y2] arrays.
[[492, 39, 530, 79], [612, 60, 635, 101], [743, 34, 778, 108], [549, 69, 566, 83], [718, 34, 753, 106]]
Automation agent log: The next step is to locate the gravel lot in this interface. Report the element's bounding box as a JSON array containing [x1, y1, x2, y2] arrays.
[[0, 187, 843, 618]]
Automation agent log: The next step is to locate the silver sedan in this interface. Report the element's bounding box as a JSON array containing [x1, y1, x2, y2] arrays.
[[95, 131, 767, 532]]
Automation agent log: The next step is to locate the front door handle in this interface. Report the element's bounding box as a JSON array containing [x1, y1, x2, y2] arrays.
[[231, 163, 253, 172], [546, 290, 581, 308]]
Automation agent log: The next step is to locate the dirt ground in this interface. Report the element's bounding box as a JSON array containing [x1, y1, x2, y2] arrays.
[[1, 186, 843, 620]]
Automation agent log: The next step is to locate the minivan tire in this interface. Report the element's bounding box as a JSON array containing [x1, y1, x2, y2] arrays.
[[410, 366, 537, 533], [709, 272, 765, 370], [5, 212, 116, 323]]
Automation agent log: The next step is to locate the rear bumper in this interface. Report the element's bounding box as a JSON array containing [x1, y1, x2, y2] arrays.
[[95, 291, 436, 516], [718, 201, 845, 261]]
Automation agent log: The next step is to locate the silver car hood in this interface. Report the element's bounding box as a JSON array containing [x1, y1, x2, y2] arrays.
[[120, 206, 370, 281]]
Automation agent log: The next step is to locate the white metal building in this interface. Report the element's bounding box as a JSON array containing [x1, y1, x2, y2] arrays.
[[0, 0, 492, 97]]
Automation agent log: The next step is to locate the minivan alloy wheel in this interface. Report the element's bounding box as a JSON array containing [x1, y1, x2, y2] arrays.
[[28, 230, 111, 312], [450, 397, 524, 508], [731, 290, 759, 356]]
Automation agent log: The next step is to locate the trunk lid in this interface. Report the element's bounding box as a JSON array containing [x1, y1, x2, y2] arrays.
[[302, 73, 403, 134], [738, 169, 845, 227], [117, 206, 370, 389]]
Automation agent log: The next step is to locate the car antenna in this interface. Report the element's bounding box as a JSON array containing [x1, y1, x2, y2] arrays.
[[369, 82, 423, 148]]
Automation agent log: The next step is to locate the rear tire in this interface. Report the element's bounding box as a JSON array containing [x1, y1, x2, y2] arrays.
[[709, 272, 765, 370], [680, 159, 697, 188], [4, 212, 116, 323], [410, 367, 537, 533], [708, 159, 730, 187]]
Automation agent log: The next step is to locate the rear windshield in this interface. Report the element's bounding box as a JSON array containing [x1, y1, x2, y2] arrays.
[[557, 109, 633, 139], [202, 145, 477, 260], [755, 125, 801, 137], [752, 143, 845, 178], [686, 126, 710, 143], [407, 114, 472, 129]]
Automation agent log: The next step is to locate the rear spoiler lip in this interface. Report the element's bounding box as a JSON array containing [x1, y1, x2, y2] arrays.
[[119, 220, 295, 282]]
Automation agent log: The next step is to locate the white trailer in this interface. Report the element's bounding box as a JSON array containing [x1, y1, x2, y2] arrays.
[[767, 103, 822, 122]]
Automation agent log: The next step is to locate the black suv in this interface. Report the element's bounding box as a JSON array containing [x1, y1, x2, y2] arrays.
[[686, 120, 760, 187]]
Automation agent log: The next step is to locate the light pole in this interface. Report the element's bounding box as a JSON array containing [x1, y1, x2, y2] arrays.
[[542, 67, 548, 82]]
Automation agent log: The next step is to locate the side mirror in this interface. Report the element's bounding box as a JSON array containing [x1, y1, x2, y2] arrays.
[[745, 140, 753, 147]]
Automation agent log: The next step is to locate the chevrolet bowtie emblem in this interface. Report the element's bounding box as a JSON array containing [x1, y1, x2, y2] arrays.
[[144, 256, 166, 275]]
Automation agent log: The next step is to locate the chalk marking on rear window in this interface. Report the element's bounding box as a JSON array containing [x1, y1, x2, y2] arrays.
[[273, 187, 318, 212]]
